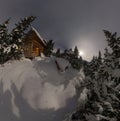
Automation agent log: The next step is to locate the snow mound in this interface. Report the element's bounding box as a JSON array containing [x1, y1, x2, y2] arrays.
[[0, 57, 84, 121], [0, 58, 40, 117], [112, 69, 120, 78], [55, 58, 70, 72]]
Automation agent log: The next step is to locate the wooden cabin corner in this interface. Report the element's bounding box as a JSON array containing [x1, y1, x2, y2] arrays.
[[23, 27, 47, 59]]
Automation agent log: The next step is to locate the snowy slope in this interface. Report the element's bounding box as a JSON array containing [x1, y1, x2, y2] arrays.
[[0, 56, 84, 121]]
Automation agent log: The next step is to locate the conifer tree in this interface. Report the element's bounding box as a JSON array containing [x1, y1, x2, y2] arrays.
[[74, 46, 79, 58], [0, 19, 10, 64], [64, 49, 67, 54], [44, 40, 54, 57], [103, 30, 120, 59], [56, 48, 61, 57], [98, 50, 102, 63], [9, 16, 36, 60], [0, 16, 36, 64]]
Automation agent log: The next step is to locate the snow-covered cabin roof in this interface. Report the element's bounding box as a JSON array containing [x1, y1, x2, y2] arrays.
[[31, 26, 47, 46]]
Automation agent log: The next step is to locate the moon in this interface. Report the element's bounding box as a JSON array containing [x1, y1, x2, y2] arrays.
[[79, 51, 84, 56]]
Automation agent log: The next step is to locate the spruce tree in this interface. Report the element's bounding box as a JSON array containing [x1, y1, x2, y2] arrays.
[[98, 50, 102, 63], [0, 19, 10, 64], [9, 16, 36, 60], [103, 30, 120, 59], [0, 16, 36, 64], [56, 48, 61, 57], [44, 40, 54, 57], [74, 46, 79, 58]]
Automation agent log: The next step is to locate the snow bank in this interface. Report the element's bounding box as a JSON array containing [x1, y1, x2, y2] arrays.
[[78, 87, 88, 108], [0, 58, 41, 117], [0, 56, 84, 120], [112, 69, 120, 78], [55, 58, 70, 72]]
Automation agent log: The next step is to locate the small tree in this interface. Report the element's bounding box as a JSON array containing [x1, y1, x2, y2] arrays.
[[0, 19, 10, 64], [56, 48, 61, 57], [74, 46, 79, 58], [44, 40, 54, 57], [98, 50, 102, 63], [103, 30, 120, 59]]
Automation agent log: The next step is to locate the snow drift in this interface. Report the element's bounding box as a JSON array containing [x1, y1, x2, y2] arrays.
[[0, 56, 84, 121]]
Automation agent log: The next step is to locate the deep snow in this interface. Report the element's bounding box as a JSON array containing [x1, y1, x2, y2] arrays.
[[0, 56, 84, 121]]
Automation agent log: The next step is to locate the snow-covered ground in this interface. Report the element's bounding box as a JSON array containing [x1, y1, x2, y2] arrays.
[[0, 56, 84, 121]]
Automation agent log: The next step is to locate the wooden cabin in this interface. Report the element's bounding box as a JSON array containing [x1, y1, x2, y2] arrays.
[[23, 27, 47, 58]]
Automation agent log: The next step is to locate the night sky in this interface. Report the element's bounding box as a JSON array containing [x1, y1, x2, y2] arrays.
[[0, 0, 120, 60]]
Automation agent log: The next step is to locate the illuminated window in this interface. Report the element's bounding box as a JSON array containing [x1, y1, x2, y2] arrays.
[[36, 48, 39, 52]]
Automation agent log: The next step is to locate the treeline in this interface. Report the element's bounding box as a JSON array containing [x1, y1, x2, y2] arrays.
[[44, 38, 84, 70], [66, 30, 120, 121]]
